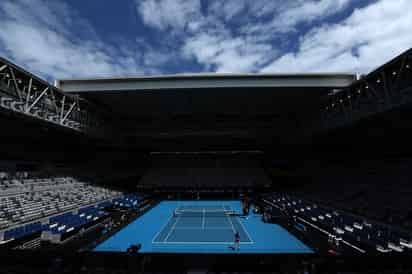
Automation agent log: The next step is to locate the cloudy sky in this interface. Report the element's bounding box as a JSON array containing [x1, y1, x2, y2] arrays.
[[0, 0, 411, 81]]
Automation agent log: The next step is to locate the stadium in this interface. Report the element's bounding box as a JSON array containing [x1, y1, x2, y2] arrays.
[[0, 46, 412, 273]]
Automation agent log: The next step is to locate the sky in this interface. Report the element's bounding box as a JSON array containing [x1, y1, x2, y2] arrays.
[[0, 0, 411, 82]]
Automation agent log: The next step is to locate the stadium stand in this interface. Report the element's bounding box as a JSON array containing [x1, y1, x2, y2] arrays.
[[140, 154, 271, 190], [0, 171, 130, 245], [262, 192, 412, 254], [141, 167, 269, 187], [287, 159, 412, 232], [1, 44, 411, 273]]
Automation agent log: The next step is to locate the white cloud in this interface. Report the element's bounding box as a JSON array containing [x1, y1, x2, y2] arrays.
[[136, 0, 280, 73], [137, 0, 201, 31], [1, 0, 410, 80], [208, 0, 248, 21], [239, 0, 353, 37], [274, 0, 352, 32], [0, 0, 160, 80], [135, 0, 360, 74], [183, 33, 276, 73], [261, 0, 412, 74], [207, 0, 352, 31]]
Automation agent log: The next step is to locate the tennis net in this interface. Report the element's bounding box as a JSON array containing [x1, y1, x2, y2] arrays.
[[173, 209, 236, 217]]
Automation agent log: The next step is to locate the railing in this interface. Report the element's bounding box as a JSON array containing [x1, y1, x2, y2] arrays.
[[319, 48, 412, 131], [0, 57, 105, 134]]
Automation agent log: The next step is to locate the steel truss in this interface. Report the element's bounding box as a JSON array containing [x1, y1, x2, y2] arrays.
[[320, 48, 412, 130], [0, 57, 103, 132]]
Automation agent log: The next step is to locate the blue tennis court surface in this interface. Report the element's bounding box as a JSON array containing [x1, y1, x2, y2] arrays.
[[152, 205, 252, 244], [95, 201, 313, 254]]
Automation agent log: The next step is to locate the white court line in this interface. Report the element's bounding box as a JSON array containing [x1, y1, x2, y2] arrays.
[[151, 212, 175, 244], [227, 212, 236, 234], [173, 227, 233, 230], [164, 215, 181, 243], [228, 204, 254, 243], [225, 205, 254, 243], [236, 216, 254, 244], [202, 209, 205, 229], [152, 204, 254, 245], [152, 241, 255, 244]]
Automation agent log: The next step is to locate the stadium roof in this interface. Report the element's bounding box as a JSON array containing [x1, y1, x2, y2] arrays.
[[55, 73, 356, 151], [56, 73, 355, 92]]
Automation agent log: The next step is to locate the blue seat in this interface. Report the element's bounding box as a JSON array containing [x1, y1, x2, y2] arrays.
[[4, 230, 13, 240], [50, 212, 73, 223], [98, 201, 112, 208]]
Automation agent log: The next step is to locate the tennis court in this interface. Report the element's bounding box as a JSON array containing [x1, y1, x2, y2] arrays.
[[152, 205, 253, 244], [95, 200, 312, 254]]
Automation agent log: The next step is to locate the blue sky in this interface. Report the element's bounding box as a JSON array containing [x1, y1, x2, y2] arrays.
[[0, 0, 411, 81]]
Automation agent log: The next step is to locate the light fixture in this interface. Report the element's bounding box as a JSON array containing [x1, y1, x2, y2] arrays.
[[392, 71, 397, 75]]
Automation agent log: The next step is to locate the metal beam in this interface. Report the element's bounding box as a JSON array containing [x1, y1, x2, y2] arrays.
[[61, 102, 76, 123], [8, 67, 22, 100], [26, 86, 48, 113], [60, 95, 66, 122], [49, 87, 59, 113], [0, 56, 105, 136], [25, 78, 33, 112], [391, 55, 407, 91]]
